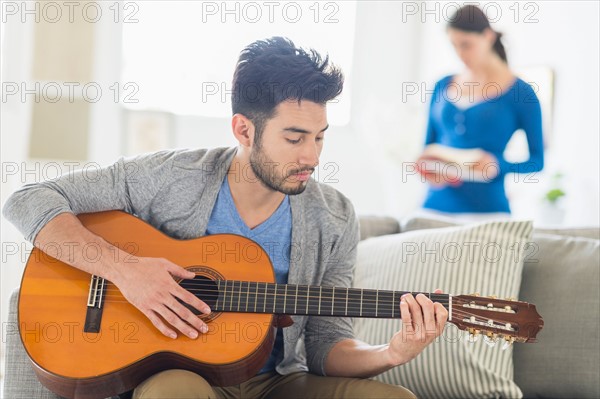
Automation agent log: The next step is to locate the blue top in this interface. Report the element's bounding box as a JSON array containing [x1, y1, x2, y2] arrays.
[[206, 176, 292, 374], [422, 75, 544, 213]]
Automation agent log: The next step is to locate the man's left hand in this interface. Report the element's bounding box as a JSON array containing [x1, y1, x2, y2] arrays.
[[386, 289, 449, 366]]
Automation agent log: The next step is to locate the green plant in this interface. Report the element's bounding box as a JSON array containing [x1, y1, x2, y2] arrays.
[[545, 188, 565, 203]]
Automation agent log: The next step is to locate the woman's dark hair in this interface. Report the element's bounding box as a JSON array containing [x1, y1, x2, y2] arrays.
[[448, 5, 508, 64], [231, 36, 344, 143]]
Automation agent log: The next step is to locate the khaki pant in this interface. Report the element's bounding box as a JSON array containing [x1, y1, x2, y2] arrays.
[[133, 369, 416, 399]]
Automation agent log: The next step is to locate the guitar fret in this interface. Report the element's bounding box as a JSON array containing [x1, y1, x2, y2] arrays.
[[232, 281, 237, 312], [283, 285, 288, 314], [375, 289, 379, 317], [294, 285, 298, 314], [226, 281, 230, 311], [273, 284, 277, 313], [360, 289, 363, 317], [223, 280, 231, 310], [253, 281, 258, 312], [263, 282, 267, 313], [245, 281, 250, 312], [224, 280, 229, 311], [216, 280, 221, 310], [237, 281, 242, 312], [345, 288, 349, 316], [320, 287, 333, 316], [224, 280, 228, 311], [318, 286, 322, 315], [306, 286, 310, 315], [296, 285, 308, 316], [391, 291, 395, 318], [331, 287, 335, 315]]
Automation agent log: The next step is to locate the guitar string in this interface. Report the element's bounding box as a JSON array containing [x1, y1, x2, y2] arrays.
[[98, 295, 451, 310], [100, 290, 452, 303], [93, 283, 513, 324], [100, 279, 504, 303], [98, 290, 452, 309], [84, 293, 511, 331], [80, 300, 513, 334], [99, 282, 485, 310], [99, 281, 453, 302], [99, 291, 452, 306], [97, 295, 460, 313], [96, 298, 515, 331], [86, 283, 515, 328], [99, 285, 502, 310]]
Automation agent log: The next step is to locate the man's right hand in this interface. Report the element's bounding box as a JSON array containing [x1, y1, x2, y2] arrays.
[[111, 256, 212, 339], [32, 213, 212, 340]]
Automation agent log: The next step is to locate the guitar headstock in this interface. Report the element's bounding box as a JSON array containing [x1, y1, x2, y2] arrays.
[[450, 294, 544, 347]]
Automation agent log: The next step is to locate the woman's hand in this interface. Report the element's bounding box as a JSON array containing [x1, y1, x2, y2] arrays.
[[474, 151, 499, 180]]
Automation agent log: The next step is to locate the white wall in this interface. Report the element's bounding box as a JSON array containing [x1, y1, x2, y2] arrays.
[[1, 2, 36, 365]]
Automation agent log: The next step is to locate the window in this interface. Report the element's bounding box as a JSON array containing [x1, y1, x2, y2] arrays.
[[122, 1, 357, 125]]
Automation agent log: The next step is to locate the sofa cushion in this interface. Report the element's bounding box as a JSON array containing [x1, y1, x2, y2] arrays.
[[358, 215, 401, 241], [400, 215, 457, 232], [353, 220, 533, 399], [3, 288, 122, 399], [3, 289, 62, 399], [401, 215, 600, 240], [514, 233, 600, 398]]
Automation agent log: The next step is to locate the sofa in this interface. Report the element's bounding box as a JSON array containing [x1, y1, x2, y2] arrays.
[[3, 214, 599, 398]]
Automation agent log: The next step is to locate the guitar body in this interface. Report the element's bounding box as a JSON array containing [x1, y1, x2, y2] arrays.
[[18, 211, 276, 398]]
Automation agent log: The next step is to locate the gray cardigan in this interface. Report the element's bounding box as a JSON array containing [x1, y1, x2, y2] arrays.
[[2, 146, 359, 377]]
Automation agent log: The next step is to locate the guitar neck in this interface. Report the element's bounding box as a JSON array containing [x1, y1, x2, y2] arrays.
[[192, 280, 450, 319]]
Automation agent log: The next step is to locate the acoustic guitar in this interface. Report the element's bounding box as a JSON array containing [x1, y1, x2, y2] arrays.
[[18, 211, 544, 399]]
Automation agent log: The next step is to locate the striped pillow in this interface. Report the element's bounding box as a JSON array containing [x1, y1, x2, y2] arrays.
[[353, 220, 533, 399]]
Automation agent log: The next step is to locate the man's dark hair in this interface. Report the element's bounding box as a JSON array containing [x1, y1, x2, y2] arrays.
[[231, 36, 344, 143]]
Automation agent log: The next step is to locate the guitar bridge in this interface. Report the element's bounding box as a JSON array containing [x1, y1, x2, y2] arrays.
[[84, 275, 106, 333]]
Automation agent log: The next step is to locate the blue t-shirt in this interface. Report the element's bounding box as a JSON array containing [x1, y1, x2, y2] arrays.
[[423, 75, 544, 213], [205, 176, 292, 374]]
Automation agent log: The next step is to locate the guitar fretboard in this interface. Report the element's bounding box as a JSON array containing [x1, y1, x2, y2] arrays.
[[204, 280, 450, 318]]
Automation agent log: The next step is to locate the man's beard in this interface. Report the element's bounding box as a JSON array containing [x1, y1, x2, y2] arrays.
[[249, 144, 313, 195]]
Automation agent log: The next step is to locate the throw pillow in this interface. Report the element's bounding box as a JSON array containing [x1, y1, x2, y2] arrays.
[[353, 220, 533, 399], [514, 233, 600, 398]]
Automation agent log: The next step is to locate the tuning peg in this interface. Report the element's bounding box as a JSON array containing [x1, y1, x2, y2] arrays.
[[505, 297, 516, 301], [465, 333, 480, 343], [464, 329, 480, 343], [488, 295, 497, 299], [501, 337, 514, 351], [471, 292, 481, 297], [484, 333, 498, 347]]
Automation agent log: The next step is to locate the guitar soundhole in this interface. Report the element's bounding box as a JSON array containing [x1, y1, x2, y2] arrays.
[[179, 275, 220, 321]]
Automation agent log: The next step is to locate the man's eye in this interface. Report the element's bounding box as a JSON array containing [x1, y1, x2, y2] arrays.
[[316, 136, 324, 142], [286, 138, 301, 144]]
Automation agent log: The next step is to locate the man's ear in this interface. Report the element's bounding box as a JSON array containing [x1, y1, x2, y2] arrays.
[[232, 114, 254, 147]]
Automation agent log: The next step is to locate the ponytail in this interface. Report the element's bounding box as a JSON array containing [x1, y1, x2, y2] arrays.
[[493, 32, 508, 64]]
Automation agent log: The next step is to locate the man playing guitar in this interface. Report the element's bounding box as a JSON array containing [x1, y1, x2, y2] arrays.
[[4, 37, 448, 398]]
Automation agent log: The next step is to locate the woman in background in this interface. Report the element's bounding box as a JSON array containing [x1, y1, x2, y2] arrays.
[[418, 4, 544, 218]]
